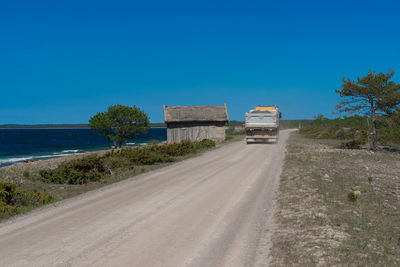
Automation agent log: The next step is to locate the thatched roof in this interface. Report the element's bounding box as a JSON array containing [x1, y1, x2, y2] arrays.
[[163, 104, 229, 123]]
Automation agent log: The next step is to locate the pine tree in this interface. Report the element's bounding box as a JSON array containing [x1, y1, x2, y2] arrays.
[[335, 69, 400, 150]]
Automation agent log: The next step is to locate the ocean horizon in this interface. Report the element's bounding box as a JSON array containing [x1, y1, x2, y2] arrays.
[[0, 128, 167, 167]]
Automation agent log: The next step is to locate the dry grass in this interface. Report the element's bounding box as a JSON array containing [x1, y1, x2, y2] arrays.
[[270, 132, 400, 266]]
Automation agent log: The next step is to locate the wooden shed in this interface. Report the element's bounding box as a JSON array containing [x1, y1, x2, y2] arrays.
[[163, 104, 229, 143]]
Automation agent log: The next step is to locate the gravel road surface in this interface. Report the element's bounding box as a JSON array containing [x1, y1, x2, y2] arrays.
[[0, 130, 291, 267]]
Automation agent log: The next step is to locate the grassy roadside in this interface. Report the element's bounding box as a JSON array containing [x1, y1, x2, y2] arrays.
[[270, 132, 400, 266], [0, 133, 244, 220]]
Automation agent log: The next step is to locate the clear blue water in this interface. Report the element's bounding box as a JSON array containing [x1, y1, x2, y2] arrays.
[[0, 128, 166, 167]]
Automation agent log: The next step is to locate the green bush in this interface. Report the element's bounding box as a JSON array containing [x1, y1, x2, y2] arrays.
[[107, 140, 213, 168], [340, 140, 362, 149], [40, 139, 216, 185], [118, 147, 174, 165], [297, 115, 400, 146], [348, 191, 358, 202], [299, 116, 369, 141], [152, 141, 195, 156], [193, 139, 216, 149], [108, 157, 127, 169], [0, 181, 54, 218], [0, 200, 17, 217], [23, 171, 30, 179], [40, 155, 109, 184]]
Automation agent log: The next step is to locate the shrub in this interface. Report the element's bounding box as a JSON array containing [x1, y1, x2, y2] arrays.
[[125, 147, 174, 165], [0, 182, 17, 205], [348, 191, 358, 202], [193, 139, 216, 149], [0, 201, 17, 217], [39, 139, 217, 185], [15, 190, 54, 206], [340, 140, 362, 149], [111, 147, 174, 167], [23, 171, 30, 179], [108, 157, 126, 169], [0, 181, 54, 218], [152, 141, 195, 157], [40, 155, 109, 184]]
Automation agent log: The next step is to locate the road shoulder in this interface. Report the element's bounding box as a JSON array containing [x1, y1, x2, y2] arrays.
[[269, 132, 400, 266]]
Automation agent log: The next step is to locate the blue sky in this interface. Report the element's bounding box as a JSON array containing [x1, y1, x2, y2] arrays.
[[1, 0, 399, 123]]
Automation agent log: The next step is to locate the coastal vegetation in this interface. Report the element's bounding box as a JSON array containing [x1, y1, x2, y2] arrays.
[[0, 181, 54, 219], [299, 115, 368, 142], [0, 112, 246, 220], [0, 139, 220, 219], [89, 104, 150, 148], [298, 70, 400, 149], [271, 69, 400, 265], [38, 140, 215, 185], [299, 111, 400, 148], [335, 69, 400, 150], [88, 112, 113, 148], [271, 132, 400, 266]]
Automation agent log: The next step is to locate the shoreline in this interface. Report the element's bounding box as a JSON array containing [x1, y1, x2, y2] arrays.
[[0, 148, 112, 172], [0, 134, 245, 222], [0, 128, 167, 168], [0, 142, 161, 169], [0, 146, 109, 168]]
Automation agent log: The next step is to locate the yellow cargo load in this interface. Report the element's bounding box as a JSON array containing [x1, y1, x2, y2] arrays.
[[255, 106, 279, 111]]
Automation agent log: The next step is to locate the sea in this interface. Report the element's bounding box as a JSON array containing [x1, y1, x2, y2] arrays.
[[0, 128, 167, 168]]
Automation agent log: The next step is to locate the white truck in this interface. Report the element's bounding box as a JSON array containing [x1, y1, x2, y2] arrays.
[[245, 106, 281, 144]]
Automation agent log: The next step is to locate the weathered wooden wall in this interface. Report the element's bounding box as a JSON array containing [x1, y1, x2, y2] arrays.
[[166, 122, 226, 143]]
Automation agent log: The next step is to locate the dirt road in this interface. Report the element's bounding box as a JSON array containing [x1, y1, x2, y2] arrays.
[[0, 130, 291, 267]]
